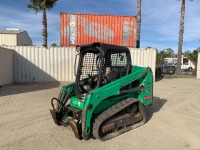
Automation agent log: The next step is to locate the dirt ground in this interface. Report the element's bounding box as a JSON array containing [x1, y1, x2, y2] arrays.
[[0, 78, 200, 150]]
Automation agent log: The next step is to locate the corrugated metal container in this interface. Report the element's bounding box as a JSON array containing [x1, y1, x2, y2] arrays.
[[197, 52, 200, 79], [8, 46, 76, 82], [60, 13, 136, 47], [0, 34, 17, 46], [130, 48, 156, 74], [2, 46, 156, 82], [0, 47, 13, 86], [0, 30, 32, 46]]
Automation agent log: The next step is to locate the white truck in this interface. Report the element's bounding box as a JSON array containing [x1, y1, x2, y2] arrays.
[[165, 57, 195, 72]]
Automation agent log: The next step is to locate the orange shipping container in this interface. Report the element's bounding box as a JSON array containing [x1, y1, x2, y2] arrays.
[[60, 13, 137, 47]]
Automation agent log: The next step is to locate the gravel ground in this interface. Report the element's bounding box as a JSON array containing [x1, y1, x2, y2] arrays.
[[0, 79, 200, 150]]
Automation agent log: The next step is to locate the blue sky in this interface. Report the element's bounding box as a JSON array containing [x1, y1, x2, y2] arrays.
[[0, 0, 199, 52]]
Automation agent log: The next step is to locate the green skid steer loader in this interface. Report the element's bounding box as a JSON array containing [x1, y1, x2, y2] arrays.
[[50, 42, 153, 141]]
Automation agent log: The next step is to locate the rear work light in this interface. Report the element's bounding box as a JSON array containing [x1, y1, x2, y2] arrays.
[[144, 96, 151, 100]]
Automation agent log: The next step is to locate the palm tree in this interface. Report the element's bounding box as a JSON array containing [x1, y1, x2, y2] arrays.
[[176, 0, 193, 74], [51, 43, 57, 47], [27, 0, 57, 47], [136, 0, 141, 48], [165, 48, 175, 58], [156, 50, 166, 68]]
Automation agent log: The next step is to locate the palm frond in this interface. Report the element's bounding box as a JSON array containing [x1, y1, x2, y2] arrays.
[[27, 0, 41, 13], [184, 50, 198, 68], [45, 0, 58, 10]]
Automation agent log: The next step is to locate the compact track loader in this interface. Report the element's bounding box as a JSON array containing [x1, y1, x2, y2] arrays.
[[50, 42, 153, 141]]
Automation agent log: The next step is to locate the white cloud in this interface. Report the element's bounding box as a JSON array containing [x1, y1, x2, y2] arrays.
[[0, 3, 59, 46]]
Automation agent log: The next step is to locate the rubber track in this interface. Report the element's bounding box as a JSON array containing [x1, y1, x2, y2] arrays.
[[92, 98, 146, 141]]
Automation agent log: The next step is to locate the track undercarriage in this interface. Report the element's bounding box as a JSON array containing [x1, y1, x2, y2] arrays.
[[93, 98, 146, 140]]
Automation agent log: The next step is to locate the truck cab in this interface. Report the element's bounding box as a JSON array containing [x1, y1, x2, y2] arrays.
[[173, 58, 195, 71], [165, 57, 195, 72]]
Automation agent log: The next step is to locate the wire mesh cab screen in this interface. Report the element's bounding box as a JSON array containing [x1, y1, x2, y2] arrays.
[[104, 49, 128, 82], [80, 52, 99, 80], [79, 48, 129, 84], [110, 53, 127, 66]]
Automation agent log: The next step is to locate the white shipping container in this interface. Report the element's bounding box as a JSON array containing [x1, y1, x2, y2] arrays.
[[0, 30, 32, 46], [1, 46, 156, 82], [130, 48, 156, 73], [11, 46, 76, 82], [197, 52, 200, 79], [0, 47, 13, 86]]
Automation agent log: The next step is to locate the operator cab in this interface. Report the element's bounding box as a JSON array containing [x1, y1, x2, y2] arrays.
[[74, 42, 132, 99]]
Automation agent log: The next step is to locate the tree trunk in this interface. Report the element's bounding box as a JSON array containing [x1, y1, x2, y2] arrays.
[[136, 0, 141, 48], [42, 8, 48, 47], [177, 0, 185, 75]]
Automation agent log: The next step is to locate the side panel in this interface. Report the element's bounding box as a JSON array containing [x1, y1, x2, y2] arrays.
[[137, 67, 153, 106], [0, 47, 13, 86], [197, 52, 200, 79], [82, 66, 153, 136], [17, 32, 32, 46], [60, 13, 136, 47], [0, 34, 17, 46]]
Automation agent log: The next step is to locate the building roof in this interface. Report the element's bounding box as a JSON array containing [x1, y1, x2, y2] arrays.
[[0, 30, 25, 35]]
